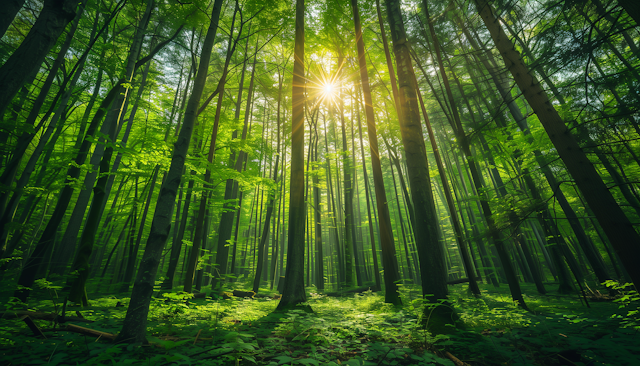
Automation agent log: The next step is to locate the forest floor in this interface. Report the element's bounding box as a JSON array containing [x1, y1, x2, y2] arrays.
[[0, 280, 638, 366]]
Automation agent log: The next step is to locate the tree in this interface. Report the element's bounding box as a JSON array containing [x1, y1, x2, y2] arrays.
[[116, 0, 224, 344], [384, 0, 447, 303], [0, 0, 82, 116], [351, 0, 401, 305], [474, 0, 640, 291], [276, 0, 307, 311]]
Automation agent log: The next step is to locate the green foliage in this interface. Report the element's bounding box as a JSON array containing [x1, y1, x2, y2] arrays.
[[604, 280, 640, 331], [2, 284, 640, 365]]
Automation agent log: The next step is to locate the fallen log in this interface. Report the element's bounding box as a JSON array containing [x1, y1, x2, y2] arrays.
[[220, 290, 256, 299], [446, 277, 481, 285], [0, 311, 92, 323], [324, 286, 378, 297]]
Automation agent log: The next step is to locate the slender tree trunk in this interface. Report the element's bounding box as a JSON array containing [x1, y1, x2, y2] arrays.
[[413, 86, 479, 294], [186, 7, 242, 293], [475, 0, 640, 290], [323, 113, 344, 287], [353, 0, 401, 304], [419, 3, 526, 307], [0, 7, 84, 220], [207, 8, 247, 291], [116, 0, 224, 343], [119, 166, 160, 292], [354, 87, 381, 291], [339, 72, 356, 288], [312, 122, 324, 290]]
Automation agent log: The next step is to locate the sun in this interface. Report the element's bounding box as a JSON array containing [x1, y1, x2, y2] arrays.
[[305, 55, 348, 110], [322, 82, 335, 98]]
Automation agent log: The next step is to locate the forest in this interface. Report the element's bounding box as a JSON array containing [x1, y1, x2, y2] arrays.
[[0, 0, 639, 364]]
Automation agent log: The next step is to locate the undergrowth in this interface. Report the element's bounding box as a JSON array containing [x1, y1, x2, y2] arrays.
[[0, 280, 638, 365]]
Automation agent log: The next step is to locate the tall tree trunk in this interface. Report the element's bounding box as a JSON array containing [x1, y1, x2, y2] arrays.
[[339, 73, 356, 288], [475, 0, 640, 290], [185, 6, 241, 293], [253, 61, 282, 293], [116, 0, 224, 344], [323, 113, 344, 287], [419, 2, 526, 307], [354, 87, 381, 291], [312, 121, 324, 290], [385, 0, 446, 306], [0, 7, 84, 220], [276, 0, 307, 311], [119, 166, 160, 292], [413, 84, 480, 295], [207, 6, 246, 291], [352, 0, 401, 304], [0, 0, 81, 116], [0, 0, 26, 39]]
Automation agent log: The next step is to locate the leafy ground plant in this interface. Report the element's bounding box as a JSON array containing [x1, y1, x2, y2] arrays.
[[0, 282, 639, 365]]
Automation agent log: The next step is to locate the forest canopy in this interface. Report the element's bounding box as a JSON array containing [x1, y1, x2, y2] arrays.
[[0, 0, 639, 364]]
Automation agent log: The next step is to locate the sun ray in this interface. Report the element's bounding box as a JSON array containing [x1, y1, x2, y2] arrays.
[[305, 55, 349, 111]]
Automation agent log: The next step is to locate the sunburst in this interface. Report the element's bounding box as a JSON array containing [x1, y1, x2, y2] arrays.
[[321, 82, 336, 99], [306, 56, 347, 111]]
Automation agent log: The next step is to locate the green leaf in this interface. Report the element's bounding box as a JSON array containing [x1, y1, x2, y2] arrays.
[[296, 358, 319, 366], [274, 355, 293, 364]]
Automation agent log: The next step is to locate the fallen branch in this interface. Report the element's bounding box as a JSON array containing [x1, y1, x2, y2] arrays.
[[62, 324, 117, 341], [20, 315, 46, 338], [444, 351, 470, 366]]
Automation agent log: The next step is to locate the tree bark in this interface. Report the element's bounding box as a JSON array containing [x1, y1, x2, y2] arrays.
[[0, 0, 81, 116], [0, 0, 26, 39], [352, 0, 401, 304], [618, 0, 640, 26], [475, 0, 640, 290], [276, 0, 307, 311], [115, 0, 224, 344], [385, 0, 446, 303]]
